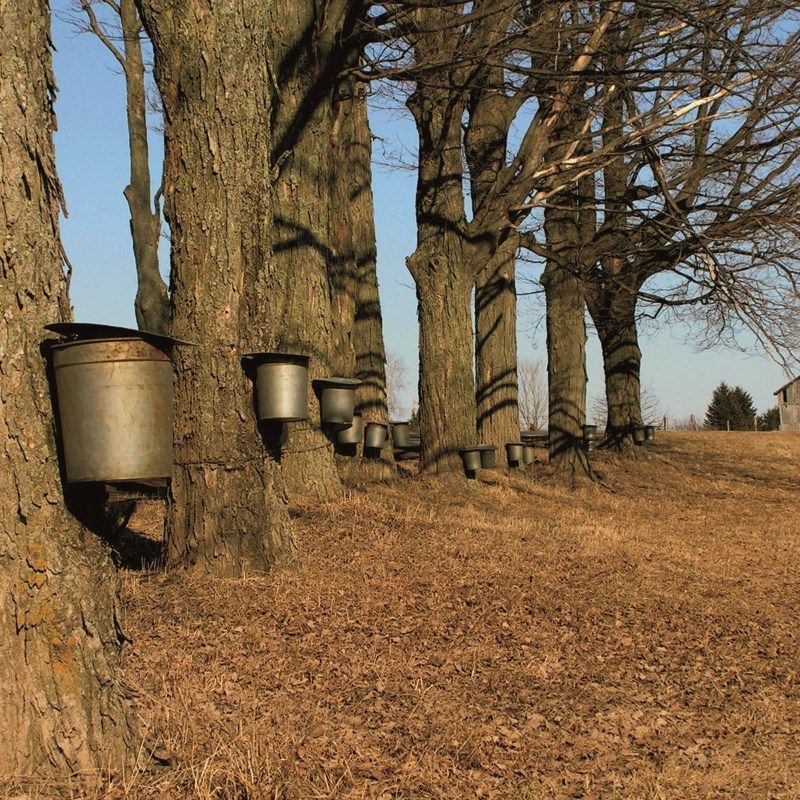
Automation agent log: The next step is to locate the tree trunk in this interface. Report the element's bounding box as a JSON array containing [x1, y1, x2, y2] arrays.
[[0, 0, 136, 776], [119, 0, 169, 334], [587, 60, 643, 450], [466, 72, 521, 452], [475, 237, 520, 448], [542, 208, 592, 478], [263, 0, 357, 500], [406, 70, 476, 472], [329, 77, 394, 481], [593, 292, 643, 447], [137, 0, 296, 577], [413, 256, 477, 472]]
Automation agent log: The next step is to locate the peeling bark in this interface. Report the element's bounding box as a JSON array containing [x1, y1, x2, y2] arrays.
[[0, 0, 136, 776]]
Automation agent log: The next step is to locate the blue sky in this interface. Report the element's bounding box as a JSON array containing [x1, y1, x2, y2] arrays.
[[50, 4, 790, 422]]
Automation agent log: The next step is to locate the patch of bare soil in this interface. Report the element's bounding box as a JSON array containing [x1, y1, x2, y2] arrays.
[[18, 433, 800, 799]]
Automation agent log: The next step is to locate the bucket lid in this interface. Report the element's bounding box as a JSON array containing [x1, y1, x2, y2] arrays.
[[476, 444, 497, 451], [242, 351, 310, 365], [391, 420, 410, 427], [506, 442, 525, 447], [459, 445, 481, 454], [313, 376, 361, 388], [46, 322, 196, 348], [365, 421, 389, 429]]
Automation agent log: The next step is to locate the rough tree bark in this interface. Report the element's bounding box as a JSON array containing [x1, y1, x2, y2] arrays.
[[0, 0, 136, 776], [136, 0, 296, 576], [474, 238, 520, 449], [329, 74, 394, 480], [407, 75, 477, 472], [584, 60, 643, 450], [80, 0, 169, 333], [542, 204, 592, 478], [587, 285, 644, 447], [264, 0, 372, 499], [466, 77, 521, 451]]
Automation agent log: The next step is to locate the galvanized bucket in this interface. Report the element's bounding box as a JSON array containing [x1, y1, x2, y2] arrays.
[[244, 352, 309, 422], [644, 424, 656, 442], [477, 444, 497, 469], [522, 430, 549, 447], [506, 442, 524, 466], [391, 421, 411, 448], [522, 444, 535, 465], [459, 447, 482, 472], [314, 377, 360, 428], [50, 336, 173, 483], [336, 413, 363, 445], [632, 426, 646, 445], [45, 322, 194, 484], [583, 424, 597, 441], [364, 422, 388, 450]]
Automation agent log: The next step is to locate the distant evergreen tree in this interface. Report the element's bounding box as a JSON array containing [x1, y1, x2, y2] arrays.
[[757, 406, 781, 431], [705, 382, 735, 429], [705, 382, 757, 430], [730, 386, 757, 429]]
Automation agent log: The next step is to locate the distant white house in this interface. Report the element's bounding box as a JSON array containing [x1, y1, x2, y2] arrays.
[[774, 376, 800, 431]]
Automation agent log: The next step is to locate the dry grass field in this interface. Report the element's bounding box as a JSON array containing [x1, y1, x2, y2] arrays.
[[7, 432, 800, 799]]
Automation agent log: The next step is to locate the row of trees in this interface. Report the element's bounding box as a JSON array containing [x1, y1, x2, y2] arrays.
[[362, 0, 800, 476], [703, 382, 782, 430], [3, 0, 800, 782]]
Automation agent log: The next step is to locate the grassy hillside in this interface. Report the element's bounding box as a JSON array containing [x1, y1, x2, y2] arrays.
[[13, 433, 800, 798]]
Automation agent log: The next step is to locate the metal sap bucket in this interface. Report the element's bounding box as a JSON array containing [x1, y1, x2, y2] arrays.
[[336, 413, 363, 445], [391, 421, 411, 447], [477, 444, 497, 469], [244, 352, 309, 422], [632, 426, 646, 445], [314, 377, 361, 428], [364, 422, 388, 450], [583, 424, 597, 451], [460, 447, 482, 473], [644, 424, 656, 442], [506, 442, 524, 466], [522, 444, 535, 465], [46, 323, 190, 484], [522, 430, 549, 447]]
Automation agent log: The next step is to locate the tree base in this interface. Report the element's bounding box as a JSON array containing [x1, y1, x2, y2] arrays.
[[281, 427, 344, 501]]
